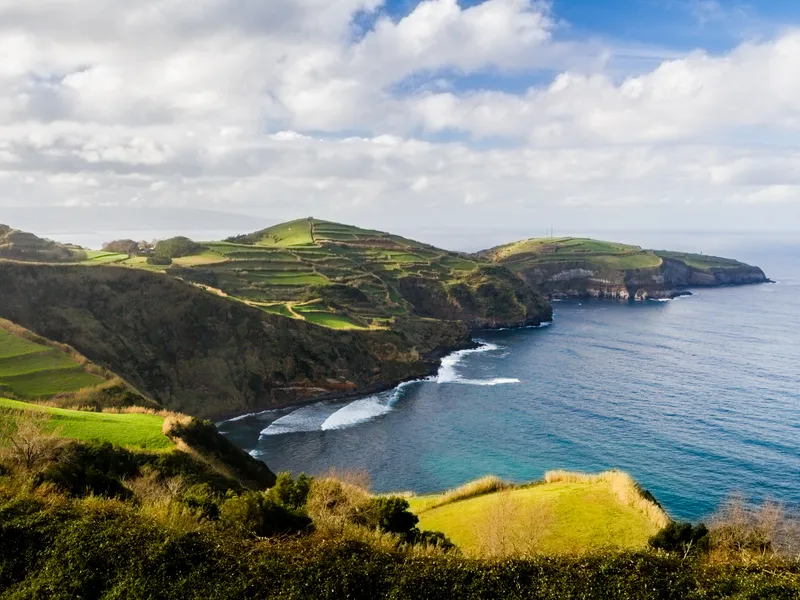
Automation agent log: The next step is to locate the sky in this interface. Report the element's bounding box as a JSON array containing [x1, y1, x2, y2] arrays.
[[2, 0, 800, 241]]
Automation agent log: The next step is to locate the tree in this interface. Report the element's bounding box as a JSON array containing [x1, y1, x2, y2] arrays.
[[102, 239, 140, 254], [0, 411, 64, 471], [154, 237, 203, 259]]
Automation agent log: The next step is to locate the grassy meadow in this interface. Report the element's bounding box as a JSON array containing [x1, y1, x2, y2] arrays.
[[408, 471, 668, 557], [0, 397, 172, 450], [0, 327, 106, 398]]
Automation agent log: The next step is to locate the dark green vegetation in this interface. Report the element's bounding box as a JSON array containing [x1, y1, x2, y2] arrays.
[[479, 237, 769, 300], [1, 439, 797, 599], [0, 225, 85, 263]]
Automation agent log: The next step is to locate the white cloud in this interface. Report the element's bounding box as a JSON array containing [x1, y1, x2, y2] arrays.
[[0, 0, 798, 235]]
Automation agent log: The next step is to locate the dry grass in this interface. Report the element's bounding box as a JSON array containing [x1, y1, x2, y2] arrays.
[[709, 495, 800, 563], [419, 475, 512, 512], [306, 472, 373, 535], [544, 470, 669, 529], [473, 490, 553, 558]]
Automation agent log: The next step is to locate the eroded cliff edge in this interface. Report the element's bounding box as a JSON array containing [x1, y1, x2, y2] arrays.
[[478, 238, 769, 300]]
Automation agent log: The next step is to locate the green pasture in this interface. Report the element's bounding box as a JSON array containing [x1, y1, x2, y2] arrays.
[[411, 480, 662, 556]]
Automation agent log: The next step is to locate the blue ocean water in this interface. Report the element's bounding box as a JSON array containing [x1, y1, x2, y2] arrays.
[[220, 241, 800, 521]]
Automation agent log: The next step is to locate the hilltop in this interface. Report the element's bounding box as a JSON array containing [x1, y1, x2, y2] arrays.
[[478, 237, 769, 300], [165, 218, 552, 331], [0, 224, 86, 263]]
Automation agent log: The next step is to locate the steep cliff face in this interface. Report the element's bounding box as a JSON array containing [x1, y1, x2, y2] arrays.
[[0, 263, 470, 418], [397, 265, 553, 329]]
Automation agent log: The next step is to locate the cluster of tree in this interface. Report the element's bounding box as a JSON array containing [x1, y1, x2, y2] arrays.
[[102, 239, 154, 255]]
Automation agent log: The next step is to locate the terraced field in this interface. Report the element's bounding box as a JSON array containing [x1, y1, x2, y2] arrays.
[[151, 219, 487, 329], [0, 397, 172, 449], [0, 327, 106, 399]]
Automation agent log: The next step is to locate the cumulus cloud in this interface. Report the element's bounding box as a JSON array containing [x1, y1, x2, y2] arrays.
[[0, 0, 798, 234]]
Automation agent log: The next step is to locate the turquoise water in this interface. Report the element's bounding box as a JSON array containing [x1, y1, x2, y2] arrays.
[[220, 244, 800, 521]]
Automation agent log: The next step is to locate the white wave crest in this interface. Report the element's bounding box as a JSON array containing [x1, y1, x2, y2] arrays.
[[321, 378, 425, 431], [321, 396, 391, 430], [437, 342, 519, 386], [259, 403, 336, 437]]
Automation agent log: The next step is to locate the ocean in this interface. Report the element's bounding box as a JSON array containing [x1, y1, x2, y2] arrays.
[[219, 238, 800, 521]]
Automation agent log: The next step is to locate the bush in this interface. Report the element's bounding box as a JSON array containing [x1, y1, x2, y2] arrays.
[[154, 237, 203, 259], [36, 442, 137, 499], [147, 255, 172, 266], [102, 239, 140, 254], [352, 497, 419, 541], [268, 472, 312, 510], [180, 483, 222, 521], [649, 521, 710, 556], [220, 492, 311, 538]]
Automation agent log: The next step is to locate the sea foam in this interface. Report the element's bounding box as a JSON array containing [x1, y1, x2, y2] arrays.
[[437, 342, 520, 386]]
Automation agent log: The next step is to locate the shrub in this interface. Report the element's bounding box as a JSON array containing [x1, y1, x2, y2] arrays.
[[220, 491, 311, 538], [180, 483, 222, 521], [649, 521, 710, 557], [269, 472, 312, 510], [0, 411, 65, 472], [147, 255, 172, 266], [36, 442, 137, 499], [710, 495, 800, 560], [102, 239, 140, 254], [356, 497, 419, 539]]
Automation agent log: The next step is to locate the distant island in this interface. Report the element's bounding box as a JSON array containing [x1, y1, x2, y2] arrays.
[[0, 219, 769, 419]]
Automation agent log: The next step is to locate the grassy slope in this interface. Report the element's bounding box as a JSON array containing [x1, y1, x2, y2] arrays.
[[0, 397, 172, 450], [409, 477, 664, 556], [484, 238, 664, 271], [0, 327, 106, 398], [483, 237, 753, 274]]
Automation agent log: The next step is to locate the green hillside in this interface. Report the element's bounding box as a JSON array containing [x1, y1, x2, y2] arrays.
[[135, 218, 550, 331], [0, 325, 106, 399], [0, 397, 172, 450], [409, 471, 667, 557]]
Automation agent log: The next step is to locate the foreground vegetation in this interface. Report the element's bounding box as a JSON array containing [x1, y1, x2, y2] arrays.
[[0, 412, 797, 599]]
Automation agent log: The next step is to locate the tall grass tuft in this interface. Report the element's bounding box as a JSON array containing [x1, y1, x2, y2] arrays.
[[545, 470, 669, 529], [421, 475, 512, 512]]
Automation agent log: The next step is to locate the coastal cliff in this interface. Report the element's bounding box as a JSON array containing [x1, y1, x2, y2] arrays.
[[478, 238, 769, 300]]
